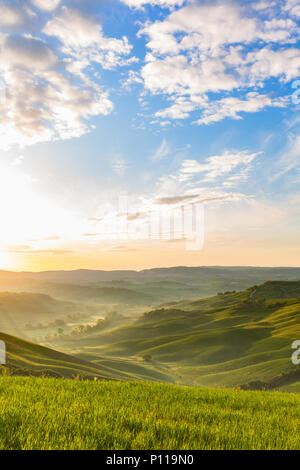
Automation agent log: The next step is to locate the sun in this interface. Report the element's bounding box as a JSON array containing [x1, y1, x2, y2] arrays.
[[0, 162, 78, 247], [0, 251, 14, 270]]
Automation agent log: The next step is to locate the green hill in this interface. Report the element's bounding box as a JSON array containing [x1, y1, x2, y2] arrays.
[[53, 281, 300, 390], [0, 377, 300, 450], [0, 332, 171, 383]]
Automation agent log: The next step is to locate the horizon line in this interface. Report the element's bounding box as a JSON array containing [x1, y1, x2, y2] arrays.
[[1, 265, 300, 274]]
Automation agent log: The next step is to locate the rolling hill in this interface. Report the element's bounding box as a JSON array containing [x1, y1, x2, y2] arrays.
[[1, 277, 300, 392], [0, 331, 172, 383], [51, 281, 300, 391]]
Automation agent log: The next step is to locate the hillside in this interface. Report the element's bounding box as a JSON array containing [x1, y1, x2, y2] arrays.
[[2, 278, 300, 391], [0, 377, 300, 450], [0, 291, 100, 340], [0, 332, 171, 383], [51, 281, 300, 391]]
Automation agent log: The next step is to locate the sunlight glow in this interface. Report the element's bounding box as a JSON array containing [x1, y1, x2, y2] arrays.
[[0, 163, 81, 254]]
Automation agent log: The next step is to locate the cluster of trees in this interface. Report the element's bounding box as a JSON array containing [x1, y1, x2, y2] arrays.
[[41, 311, 122, 342], [217, 291, 237, 296], [24, 313, 89, 332], [25, 318, 65, 331]]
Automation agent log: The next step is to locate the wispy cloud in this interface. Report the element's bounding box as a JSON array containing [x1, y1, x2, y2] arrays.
[[195, 93, 288, 126], [179, 151, 260, 183], [271, 133, 300, 181], [5, 245, 73, 255], [151, 138, 171, 161]]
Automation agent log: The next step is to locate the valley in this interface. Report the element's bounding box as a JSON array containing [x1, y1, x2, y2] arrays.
[[1, 267, 300, 392]]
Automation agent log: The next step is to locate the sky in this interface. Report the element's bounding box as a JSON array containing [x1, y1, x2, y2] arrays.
[[0, 0, 300, 271]]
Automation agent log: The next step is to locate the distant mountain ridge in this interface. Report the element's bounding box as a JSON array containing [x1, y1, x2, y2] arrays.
[[1, 266, 300, 284]]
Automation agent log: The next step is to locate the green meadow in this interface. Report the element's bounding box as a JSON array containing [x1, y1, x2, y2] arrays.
[[0, 376, 300, 450]]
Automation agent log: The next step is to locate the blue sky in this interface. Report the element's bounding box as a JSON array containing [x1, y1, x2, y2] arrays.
[[0, 0, 300, 270]]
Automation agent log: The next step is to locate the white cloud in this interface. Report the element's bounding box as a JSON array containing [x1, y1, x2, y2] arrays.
[[196, 92, 287, 125], [252, 1, 277, 12], [0, 1, 35, 29], [246, 47, 300, 83], [0, 3, 22, 27], [140, 2, 295, 57], [147, 150, 260, 228], [0, 34, 113, 150], [284, 0, 300, 18], [122, 70, 144, 89], [0, 4, 137, 150], [44, 6, 104, 48], [31, 0, 61, 12], [142, 54, 238, 96], [121, 0, 185, 9], [0, 69, 113, 150], [44, 7, 135, 70], [138, 1, 300, 125], [155, 97, 198, 119], [179, 151, 260, 182]]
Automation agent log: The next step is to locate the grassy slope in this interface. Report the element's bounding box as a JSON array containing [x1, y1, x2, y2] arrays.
[[0, 332, 171, 383], [0, 376, 300, 450], [58, 281, 300, 390]]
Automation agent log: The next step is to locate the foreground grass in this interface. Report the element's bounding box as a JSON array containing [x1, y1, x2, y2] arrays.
[[0, 377, 300, 450]]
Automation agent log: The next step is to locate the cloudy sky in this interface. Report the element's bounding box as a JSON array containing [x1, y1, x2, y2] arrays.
[[0, 0, 300, 270]]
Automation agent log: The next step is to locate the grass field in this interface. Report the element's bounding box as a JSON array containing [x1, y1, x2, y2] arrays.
[[0, 376, 300, 450]]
